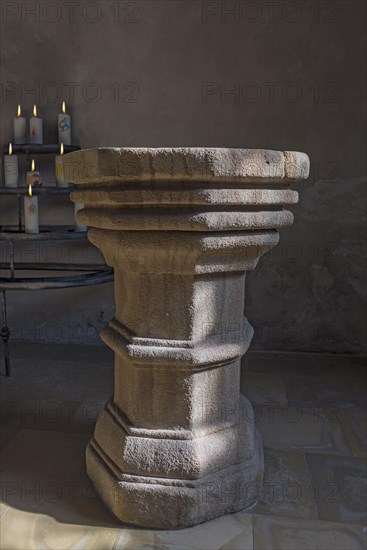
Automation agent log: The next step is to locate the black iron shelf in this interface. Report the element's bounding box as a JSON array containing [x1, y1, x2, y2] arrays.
[[0, 226, 87, 240], [2, 144, 80, 155], [0, 264, 113, 291], [0, 143, 113, 377], [0, 186, 75, 195]]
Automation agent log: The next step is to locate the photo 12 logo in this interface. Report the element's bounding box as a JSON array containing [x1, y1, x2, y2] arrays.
[[201, 1, 340, 25], [1, 2, 140, 24], [1, 81, 139, 105], [202, 81, 340, 104]]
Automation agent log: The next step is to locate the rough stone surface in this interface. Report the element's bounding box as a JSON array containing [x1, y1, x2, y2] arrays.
[[66, 147, 309, 529], [64, 147, 309, 184]]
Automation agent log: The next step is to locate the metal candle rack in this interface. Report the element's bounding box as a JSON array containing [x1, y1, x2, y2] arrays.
[[0, 144, 114, 376]]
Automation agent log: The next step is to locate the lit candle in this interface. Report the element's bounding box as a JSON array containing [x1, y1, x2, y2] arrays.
[[58, 101, 71, 145], [24, 162, 40, 234], [55, 143, 68, 187], [13, 105, 26, 144], [4, 143, 19, 187], [30, 104, 43, 144], [74, 202, 87, 232]]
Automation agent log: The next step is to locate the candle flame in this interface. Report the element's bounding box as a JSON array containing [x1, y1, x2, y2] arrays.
[[9, 143, 12, 155], [28, 184, 33, 197], [33, 105, 37, 117], [31, 159, 35, 172], [62, 101, 66, 114], [60, 143, 64, 155], [17, 105, 21, 117]]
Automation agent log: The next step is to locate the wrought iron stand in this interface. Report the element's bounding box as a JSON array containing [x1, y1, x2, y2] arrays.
[[0, 145, 114, 376]]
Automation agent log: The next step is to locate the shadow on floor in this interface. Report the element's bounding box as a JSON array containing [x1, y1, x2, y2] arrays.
[[0, 344, 366, 549]]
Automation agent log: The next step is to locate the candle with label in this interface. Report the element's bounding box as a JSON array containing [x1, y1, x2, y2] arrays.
[[30, 105, 43, 144], [13, 105, 26, 144], [55, 143, 68, 187], [58, 101, 71, 145], [4, 143, 19, 187], [24, 161, 40, 234], [74, 203, 87, 232]]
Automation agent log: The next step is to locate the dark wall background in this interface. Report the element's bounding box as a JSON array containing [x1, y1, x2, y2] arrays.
[[0, 0, 366, 353]]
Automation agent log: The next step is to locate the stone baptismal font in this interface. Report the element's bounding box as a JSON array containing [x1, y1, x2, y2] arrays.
[[64, 147, 309, 529]]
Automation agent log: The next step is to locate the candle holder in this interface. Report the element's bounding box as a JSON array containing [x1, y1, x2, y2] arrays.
[[0, 141, 114, 379], [0, 144, 80, 230], [65, 147, 310, 529]]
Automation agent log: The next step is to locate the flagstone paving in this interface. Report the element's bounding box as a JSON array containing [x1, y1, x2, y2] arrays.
[[0, 344, 366, 549]]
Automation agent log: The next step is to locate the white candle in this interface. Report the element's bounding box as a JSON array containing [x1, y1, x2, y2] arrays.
[[74, 203, 87, 232], [4, 143, 19, 187], [30, 104, 43, 144], [58, 101, 71, 145], [24, 194, 39, 233], [24, 160, 40, 233], [55, 143, 68, 187], [13, 105, 26, 144]]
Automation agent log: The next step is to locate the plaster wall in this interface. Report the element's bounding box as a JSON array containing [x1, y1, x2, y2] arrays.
[[0, 0, 366, 352]]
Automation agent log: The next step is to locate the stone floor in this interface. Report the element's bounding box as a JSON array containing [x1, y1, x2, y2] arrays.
[[0, 344, 366, 549]]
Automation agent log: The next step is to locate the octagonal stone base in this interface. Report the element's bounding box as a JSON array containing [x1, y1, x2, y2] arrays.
[[86, 395, 262, 529]]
